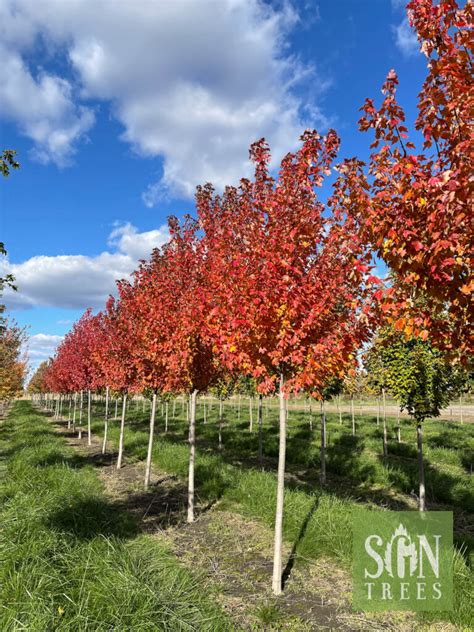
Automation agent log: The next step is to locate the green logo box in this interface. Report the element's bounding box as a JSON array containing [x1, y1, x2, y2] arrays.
[[352, 509, 453, 612]]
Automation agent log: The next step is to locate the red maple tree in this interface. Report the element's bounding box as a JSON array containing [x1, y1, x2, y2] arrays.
[[356, 0, 473, 359], [197, 130, 379, 594]]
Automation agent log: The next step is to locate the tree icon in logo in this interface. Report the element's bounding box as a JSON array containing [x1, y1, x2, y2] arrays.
[[383, 524, 418, 579]]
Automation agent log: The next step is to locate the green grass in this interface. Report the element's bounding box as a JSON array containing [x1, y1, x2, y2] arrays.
[[78, 394, 473, 629], [0, 401, 231, 631]]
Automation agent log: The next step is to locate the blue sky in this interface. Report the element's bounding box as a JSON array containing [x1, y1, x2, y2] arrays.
[[0, 0, 426, 368]]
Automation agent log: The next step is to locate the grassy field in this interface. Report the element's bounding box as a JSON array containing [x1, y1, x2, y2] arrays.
[[5, 397, 474, 629], [75, 393, 474, 629], [0, 401, 231, 631]]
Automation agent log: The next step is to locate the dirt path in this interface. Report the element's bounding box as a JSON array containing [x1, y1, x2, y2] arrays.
[[49, 412, 450, 631]]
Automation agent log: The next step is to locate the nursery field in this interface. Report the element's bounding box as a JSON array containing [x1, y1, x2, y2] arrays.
[[3, 397, 472, 630]]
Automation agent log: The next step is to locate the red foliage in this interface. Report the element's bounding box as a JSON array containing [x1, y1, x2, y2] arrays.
[[356, 0, 473, 358], [197, 130, 379, 396], [46, 309, 106, 393]]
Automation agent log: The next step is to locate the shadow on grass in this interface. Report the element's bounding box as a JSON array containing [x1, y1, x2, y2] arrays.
[[47, 496, 138, 540], [282, 495, 320, 588]]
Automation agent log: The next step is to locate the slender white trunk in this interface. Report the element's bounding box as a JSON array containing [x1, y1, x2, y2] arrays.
[[115, 398, 118, 420], [144, 393, 157, 489], [309, 398, 313, 431], [67, 396, 72, 429], [382, 388, 388, 456], [320, 400, 326, 486], [257, 394, 263, 469], [272, 374, 287, 596], [78, 390, 83, 439], [337, 395, 342, 425], [249, 397, 253, 432], [460, 394, 463, 424], [117, 393, 127, 469], [417, 423, 426, 511], [72, 393, 77, 432], [102, 386, 110, 454], [165, 401, 169, 432], [218, 397, 223, 450], [351, 395, 355, 436], [187, 390, 198, 523], [203, 400, 207, 424], [238, 394, 241, 421], [87, 389, 92, 446]]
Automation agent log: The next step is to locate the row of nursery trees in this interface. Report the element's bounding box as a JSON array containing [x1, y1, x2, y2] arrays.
[[27, 0, 472, 596]]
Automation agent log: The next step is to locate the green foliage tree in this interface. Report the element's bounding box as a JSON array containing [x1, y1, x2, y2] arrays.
[[367, 329, 460, 510]]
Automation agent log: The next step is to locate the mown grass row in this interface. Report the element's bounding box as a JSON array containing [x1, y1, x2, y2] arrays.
[[82, 398, 473, 629], [0, 401, 231, 631]]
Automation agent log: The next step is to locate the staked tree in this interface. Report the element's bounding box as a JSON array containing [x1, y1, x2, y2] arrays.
[[366, 327, 461, 511], [197, 130, 379, 594]]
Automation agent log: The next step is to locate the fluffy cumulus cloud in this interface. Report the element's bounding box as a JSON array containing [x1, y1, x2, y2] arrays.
[[393, 17, 419, 57], [27, 333, 63, 362], [1, 223, 169, 310], [0, 0, 329, 195]]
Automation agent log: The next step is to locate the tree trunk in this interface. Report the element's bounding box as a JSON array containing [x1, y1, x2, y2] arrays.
[[238, 394, 241, 421], [144, 393, 157, 490], [165, 401, 169, 432], [382, 388, 388, 456], [249, 397, 253, 432], [309, 398, 313, 431], [218, 397, 223, 450], [272, 374, 287, 596], [72, 393, 77, 432], [417, 423, 426, 511], [78, 390, 83, 439], [102, 386, 110, 454], [397, 425, 401, 443], [117, 393, 127, 469], [351, 395, 355, 436], [320, 400, 326, 486], [187, 390, 198, 523], [258, 393, 263, 469], [87, 389, 92, 446], [460, 394, 463, 424], [67, 396, 72, 429], [337, 395, 342, 425], [114, 397, 118, 420]]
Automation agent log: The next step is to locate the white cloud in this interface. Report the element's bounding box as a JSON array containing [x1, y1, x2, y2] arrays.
[[107, 222, 169, 261], [2, 223, 169, 310], [22, 333, 63, 375], [393, 18, 419, 57], [0, 0, 330, 195], [27, 333, 63, 361], [0, 44, 94, 166]]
